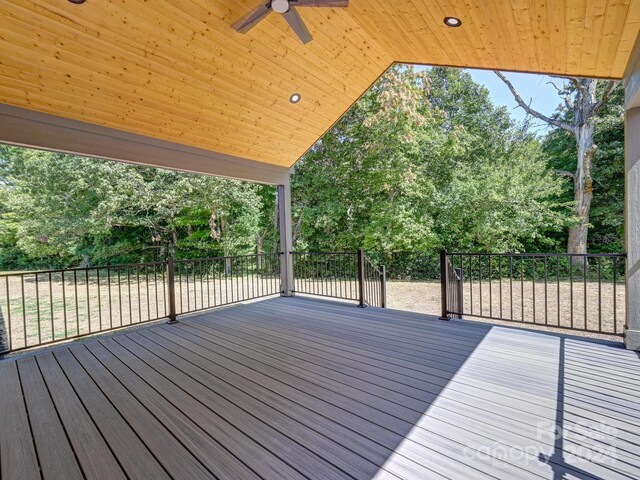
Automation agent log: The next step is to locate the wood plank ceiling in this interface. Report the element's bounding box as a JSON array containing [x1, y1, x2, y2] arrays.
[[0, 0, 639, 168]]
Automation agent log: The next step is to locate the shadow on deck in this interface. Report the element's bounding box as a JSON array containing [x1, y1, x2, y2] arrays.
[[1, 296, 639, 479]]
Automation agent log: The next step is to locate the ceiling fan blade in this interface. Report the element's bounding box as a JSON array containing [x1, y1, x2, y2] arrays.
[[292, 0, 349, 6], [283, 7, 313, 44], [232, 3, 271, 33]]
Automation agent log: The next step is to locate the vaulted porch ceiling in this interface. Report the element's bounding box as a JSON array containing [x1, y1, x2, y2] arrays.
[[0, 0, 639, 168]]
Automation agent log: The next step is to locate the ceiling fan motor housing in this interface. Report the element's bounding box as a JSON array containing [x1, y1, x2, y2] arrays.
[[271, 0, 290, 13]]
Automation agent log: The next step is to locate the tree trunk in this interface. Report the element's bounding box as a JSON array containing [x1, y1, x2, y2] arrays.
[[256, 234, 263, 271], [567, 118, 597, 273], [567, 121, 596, 256], [224, 246, 232, 276]]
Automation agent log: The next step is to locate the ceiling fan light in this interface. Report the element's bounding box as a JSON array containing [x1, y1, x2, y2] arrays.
[[68, 0, 86, 3], [272, 0, 290, 14], [444, 16, 462, 27]]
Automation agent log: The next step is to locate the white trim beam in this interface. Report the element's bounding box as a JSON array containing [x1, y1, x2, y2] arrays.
[[0, 104, 290, 185], [278, 181, 294, 297], [624, 31, 640, 349]]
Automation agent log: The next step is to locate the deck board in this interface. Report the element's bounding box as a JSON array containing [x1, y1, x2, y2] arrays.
[[35, 352, 127, 480], [1, 296, 639, 480], [16, 357, 83, 480], [0, 362, 40, 480], [82, 340, 261, 480]]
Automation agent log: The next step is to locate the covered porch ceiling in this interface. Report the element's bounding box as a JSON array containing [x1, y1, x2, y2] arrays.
[[0, 0, 639, 172]]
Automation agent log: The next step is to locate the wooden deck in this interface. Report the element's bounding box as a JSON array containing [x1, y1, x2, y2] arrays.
[[1, 296, 640, 480]]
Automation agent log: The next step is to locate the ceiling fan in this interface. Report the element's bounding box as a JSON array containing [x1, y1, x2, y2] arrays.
[[232, 0, 349, 44]]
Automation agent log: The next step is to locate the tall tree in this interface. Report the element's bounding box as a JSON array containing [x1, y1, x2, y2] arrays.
[[293, 66, 564, 254], [495, 73, 617, 256]]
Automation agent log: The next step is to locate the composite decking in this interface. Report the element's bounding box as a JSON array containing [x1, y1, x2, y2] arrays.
[[1, 296, 639, 480]]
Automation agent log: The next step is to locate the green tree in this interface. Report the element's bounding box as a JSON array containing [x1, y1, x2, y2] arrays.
[[0, 145, 275, 268], [293, 66, 566, 254]]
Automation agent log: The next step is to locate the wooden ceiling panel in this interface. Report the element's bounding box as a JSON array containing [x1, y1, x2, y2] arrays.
[[0, 0, 638, 168]]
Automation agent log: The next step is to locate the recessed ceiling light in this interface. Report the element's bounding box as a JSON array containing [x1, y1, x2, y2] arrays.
[[444, 16, 462, 27], [289, 93, 301, 104], [68, 0, 86, 3]]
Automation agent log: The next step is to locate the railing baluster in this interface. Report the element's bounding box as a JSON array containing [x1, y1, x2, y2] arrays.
[[509, 255, 513, 321], [584, 257, 588, 330], [136, 266, 142, 322], [162, 262, 167, 317], [219, 258, 223, 306], [469, 255, 473, 316], [598, 257, 602, 332], [85, 269, 91, 332], [154, 264, 159, 318], [35, 273, 41, 345], [62, 272, 67, 339], [206, 258, 210, 307], [557, 257, 561, 327], [532, 256, 536, 323], [74, 270, 80, 336], [544, 257, 548, 325], [117, 266, 123, 327], [498, 255, 503, 319], [5, 276, 12, 352], [478, 256, 483, 317], [49, 272, 54, 341], [520, 257, 524, 322], [97, 269, 102, 330], [613, 256, 618, 335], [570, 257, 574, 329], [21, 274, 26, 347], [107, 267, 113, 329], [488, 255, 492, 318]]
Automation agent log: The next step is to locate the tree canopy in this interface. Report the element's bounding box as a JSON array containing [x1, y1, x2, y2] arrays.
[[292, 66, 568, 253], [0, 66, 624, 271]]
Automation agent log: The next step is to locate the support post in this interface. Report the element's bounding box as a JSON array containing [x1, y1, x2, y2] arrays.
[[380, 265, 387, 308], [277, 180, 294, 297], [439, 249, 450, 320], [166, 256, 178, 324], [357, 249, 366, 307], [623, 32, 640, 349], [624, 108, 640, 349]]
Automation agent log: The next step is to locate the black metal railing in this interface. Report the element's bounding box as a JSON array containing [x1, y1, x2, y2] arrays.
[[440, 251, 626, 335], [0, 253, 282, 354], [0, 262, 167, 353], [173, 253, 281, 315], [291, 250, 386, 308]]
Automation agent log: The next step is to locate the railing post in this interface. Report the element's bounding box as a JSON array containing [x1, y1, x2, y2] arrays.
[[455, 267, 463, 319], [380, 265, 387, 308], [439, 249, 450, 320], [357, 249, 366, 308], [166, 256, 178, 324]]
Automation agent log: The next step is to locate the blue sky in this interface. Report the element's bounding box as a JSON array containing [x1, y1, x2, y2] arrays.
[[465, 69, 566, 134]]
